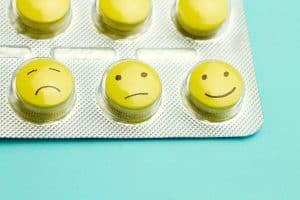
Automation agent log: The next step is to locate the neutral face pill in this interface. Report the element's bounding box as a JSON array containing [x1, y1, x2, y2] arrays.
[[106, 60, 161, 110], [176, 0, 229, 37], [104, 60, 161, 122], [98, 0, 152, 33], [188, 61, 244, 119], [15, 58, 75, 109], [15, 0, 71, 37]]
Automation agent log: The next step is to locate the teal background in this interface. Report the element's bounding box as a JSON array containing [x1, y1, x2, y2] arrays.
[[1, 0, 299, 199]]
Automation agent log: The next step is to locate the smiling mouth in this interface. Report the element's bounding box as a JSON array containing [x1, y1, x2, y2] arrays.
[[35, 85, 61, 96], [125, 92, 149, 99], [205, 87, 236, 99]]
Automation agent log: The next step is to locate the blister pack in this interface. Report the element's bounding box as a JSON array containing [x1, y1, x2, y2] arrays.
[[0, 0, 264, 139]]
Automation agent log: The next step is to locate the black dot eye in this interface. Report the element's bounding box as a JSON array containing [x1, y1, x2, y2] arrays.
[[224, 71, 229, 77], [202, 74, 207, 80], [115, 75, 122, 81], [141, 72, 148, 78]]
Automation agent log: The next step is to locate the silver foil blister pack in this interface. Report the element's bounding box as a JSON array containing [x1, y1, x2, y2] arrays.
[[0, 0, 264, 138]]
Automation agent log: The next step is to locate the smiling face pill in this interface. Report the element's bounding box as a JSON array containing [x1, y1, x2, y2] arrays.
[[14, 0, 71, 38], [10, 58, 75, 123], [187, 61, 244, 121], [96, 0, 152, 37], [176, 0, 229, 38], [103, 60, 161, 123]]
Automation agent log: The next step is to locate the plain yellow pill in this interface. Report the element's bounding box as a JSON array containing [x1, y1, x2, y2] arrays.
[[188, 61, 244, 113], [16, 0, 70, 24], [98, 0, 152, 32], [177, 0, 229, 37], [105, 60, 161, 111], [16, 58, 74, 109], [15, 0, 71, 35]]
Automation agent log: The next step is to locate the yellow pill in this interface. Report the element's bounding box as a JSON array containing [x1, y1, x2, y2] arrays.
[[105, 60, 161, 122], [176, 0, 229, 37], [15, 59, 75, 109], [188, 61, 244, 119], [98, 0, 152, 33], [15, 0, 71, 37]]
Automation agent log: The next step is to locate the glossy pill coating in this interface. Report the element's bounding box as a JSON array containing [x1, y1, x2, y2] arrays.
[[98, 0, 152, 33], [15, 59, 75, 109], [15, 0, 71, 37], [188, 61, 244, 115], [176, 0, 229, 37]]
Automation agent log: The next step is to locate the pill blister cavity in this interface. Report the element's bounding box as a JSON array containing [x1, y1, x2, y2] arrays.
[[183, 60, 244, 122], [174, 0, 230, 39], [93, 0, 152, 39], [9, 0, 72, 39], [9, 58, 76, 123], [98, 60, 162, 123]]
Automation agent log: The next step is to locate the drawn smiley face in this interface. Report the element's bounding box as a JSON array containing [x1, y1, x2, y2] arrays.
[[105, 60, 162, 111], [15, 58, 75, 109], [188, 61, 244, 112]]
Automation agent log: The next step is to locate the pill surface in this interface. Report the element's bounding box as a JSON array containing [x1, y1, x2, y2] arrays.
[[13, 0, 71, 38], [103, 60, 161, 123], [176, 0, 229, 38], [10, 58, 75, 123], [95, 0, 152, 37], [187, 61, 244, 121]]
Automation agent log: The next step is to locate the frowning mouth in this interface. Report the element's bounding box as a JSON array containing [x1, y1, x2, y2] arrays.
[[205, 87, 236, 99], [35, 85, 61, 96], [125, 92, 148, 99]]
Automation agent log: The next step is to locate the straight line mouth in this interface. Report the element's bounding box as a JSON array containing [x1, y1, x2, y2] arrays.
[[35, 85, 61, 96], [205, 87, 236, 99], [125, 92, 149, 99]]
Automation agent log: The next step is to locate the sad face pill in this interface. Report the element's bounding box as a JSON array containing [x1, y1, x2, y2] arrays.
[[13, 0, 71, 38], [9, 58, 75, 123], [176, 0, 229, 38], [103, 60, 161, 123], [95, 0, 152, 37], [187, 61, 244, 121]]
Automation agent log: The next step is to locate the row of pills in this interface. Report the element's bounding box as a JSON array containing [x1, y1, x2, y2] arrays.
[[10, 0, 230, 39], [9, 58, 244, 124]]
